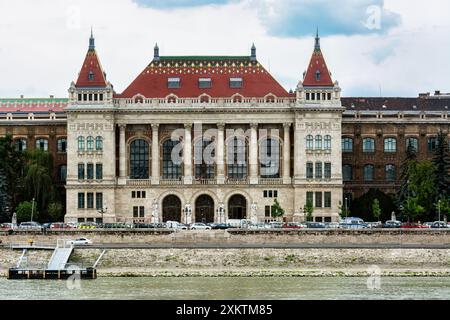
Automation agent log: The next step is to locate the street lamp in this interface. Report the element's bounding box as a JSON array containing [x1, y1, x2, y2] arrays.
[[345, 197, 349, 218], [98, 206, 107, 225], [438, 199, 441, 227], [30, 198, 35, 222]]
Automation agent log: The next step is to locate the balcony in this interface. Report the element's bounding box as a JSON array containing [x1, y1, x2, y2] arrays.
[[225, 178, 249, 185], [160, 178, 184, 185], [193, 178, 217, 185], [258, 178, 283, 185], [127, 179, 152, 186]]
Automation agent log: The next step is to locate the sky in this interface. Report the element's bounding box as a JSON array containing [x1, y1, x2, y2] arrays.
[[0, 0, 448, 98]]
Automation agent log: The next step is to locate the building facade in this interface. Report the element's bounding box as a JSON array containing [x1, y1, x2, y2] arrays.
[[1, 32, 449, 223]]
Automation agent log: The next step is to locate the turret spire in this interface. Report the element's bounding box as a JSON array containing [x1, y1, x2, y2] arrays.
[[154, 43, 160, 61], [89, 27, 95, 50], [315, 27, 320, 51], [250, 43, 256, 61]]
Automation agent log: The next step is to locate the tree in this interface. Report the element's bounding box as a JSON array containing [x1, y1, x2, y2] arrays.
[[16, 201, 37, 222], [271, 199, 285, 219], [304, 199, 314, 222], [435, 198, 450, 221], [407, 161, 438, 220], [338, 201, 350, 219], [23, 149, 56, 215], [433, 131, 450, 198], [397, 144, 418, 208], [372, 199, 382, 221], [47, 202, 64, 222], [351, 189, 396, 222], [403, 197, 425, 222], [0, 135, 25, 221]]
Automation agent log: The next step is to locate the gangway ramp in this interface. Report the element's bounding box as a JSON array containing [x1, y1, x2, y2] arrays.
[[47, 239, 74, 270]]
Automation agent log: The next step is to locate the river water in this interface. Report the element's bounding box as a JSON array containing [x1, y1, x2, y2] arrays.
[[1, 277, 450, 300]]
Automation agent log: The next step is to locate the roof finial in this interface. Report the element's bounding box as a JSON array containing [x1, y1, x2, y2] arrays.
[[89, 27, 95, 50], [250, 43, 256, 61], [154, 43, 160, 61], [315, 27, 320, 51]]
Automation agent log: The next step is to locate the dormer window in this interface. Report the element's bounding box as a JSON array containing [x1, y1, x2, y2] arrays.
[[230, 77, 243, 88], [88, 71, 94, 81], [199, 78, 212, 89], [168, 77, 181, 89], [315, 70, 321, 81]]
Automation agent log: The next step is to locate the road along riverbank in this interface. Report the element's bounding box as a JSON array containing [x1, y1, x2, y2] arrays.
[[1, 247, 450, 278]]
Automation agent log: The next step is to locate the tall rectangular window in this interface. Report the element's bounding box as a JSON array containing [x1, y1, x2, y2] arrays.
[[87, 193, 94, 209], [265, 206, 271, 217], [139, 206, 145, 218], [87, 163, 94, 180], [315, 192, 323, 208], [96, 193, 103, 210], [306, 192, 314, 205], [428, 137, 438, 152], [133, 206, 139, 218], [324, 192, 332, 208], [315, 162, 323, 179], [324, 163, 331, 179], [78, 164, 85, 180], [77, 193, 85, 209], [96, 163, 103, 180], [306, 162, 314, 179]]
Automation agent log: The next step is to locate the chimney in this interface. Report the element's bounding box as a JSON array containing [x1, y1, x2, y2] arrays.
[[50, 95, 54, 99], [20, 95, 24, 99], [435, 90, 441, 96]]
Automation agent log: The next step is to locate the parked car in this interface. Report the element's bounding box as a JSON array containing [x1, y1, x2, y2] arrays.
[[134, 223, 155, 229], [166, 221, 188, 230], [325, 222, 341, 229], [340, 217, 368, 229], [68, 238, 92, 245], [366, 222, 383, 229], [212, 223, 235, 230], [0, 223, 16, 230], [49, 222, 72, 229], [383, 220, 402, 228], [189, 223, 212, 230], [19, 221, 42, 230], [401, 222, 429, 229], [77, 222, 98, 229], [306, 222, 326, 229], [282, 222, 307, 229], [268, 222, 284, 229], [431, 221, 449, 229], [248, 223, 271, 230]]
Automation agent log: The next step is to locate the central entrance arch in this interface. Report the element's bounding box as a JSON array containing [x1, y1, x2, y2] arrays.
[[162, 195, 182, 222], [195, 195, 215, 224], [228, 194, 247, 220]]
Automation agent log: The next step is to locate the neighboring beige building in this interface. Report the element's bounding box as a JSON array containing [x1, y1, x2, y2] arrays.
[[63, 32, 344, 224]]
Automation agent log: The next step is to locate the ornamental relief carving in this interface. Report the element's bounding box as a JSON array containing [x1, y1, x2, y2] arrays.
[[70, 123, 114, 132]]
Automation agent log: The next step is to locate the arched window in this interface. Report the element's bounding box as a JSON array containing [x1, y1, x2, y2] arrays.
[[36, 138, 48, 151], [59, 165, 67, 182], [194, 138, 216, 180], [260, 138, 280, 178], [77, 136, 85, 152], [324, 135, 332, 150], [167, 96, 177, 104], [233, 95, 242, 103], [15, 139, 27, 152], [406, 137, 418, 152], [342, 138, 353, 152], [364, 164, 375, 181], [315, 135, 323, 150], [363, 138, 375, 153], [200, 95, 210, 103], [227, 137, 247, 179], [306, 135, 314, 150], [130, 139, 149, 179], [343, 164, 353, 181], [95, 136, 103, 151], [87, 136, 94, 152], [162, 139, 182, 179], [385, 164, 396, 181], [265, 95, 275, 103], [57, 138, 67, 153], [384, 138, 397, 153]]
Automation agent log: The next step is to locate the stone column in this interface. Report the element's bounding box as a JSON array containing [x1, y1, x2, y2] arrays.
[[249, 123, 258, 184], [293, 120, 302, 184], [283, 123, 291, 184], [151, 124, 160, 185], [216, 123, 225, 184], [118, 124, 127, 185], [183, 123, 193, 184]]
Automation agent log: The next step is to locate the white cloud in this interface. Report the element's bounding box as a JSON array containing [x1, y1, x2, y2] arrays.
[[0, 0, 448, 98]]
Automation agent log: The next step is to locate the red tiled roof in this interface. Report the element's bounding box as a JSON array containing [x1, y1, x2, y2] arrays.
[[342, 97, 450, 111], [119, 56, 289, 98], [303, 49, 334, 87], [75, 49, 107, 88]]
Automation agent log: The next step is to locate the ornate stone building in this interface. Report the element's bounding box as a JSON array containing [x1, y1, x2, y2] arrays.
[[1, 32, 449, 223]]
